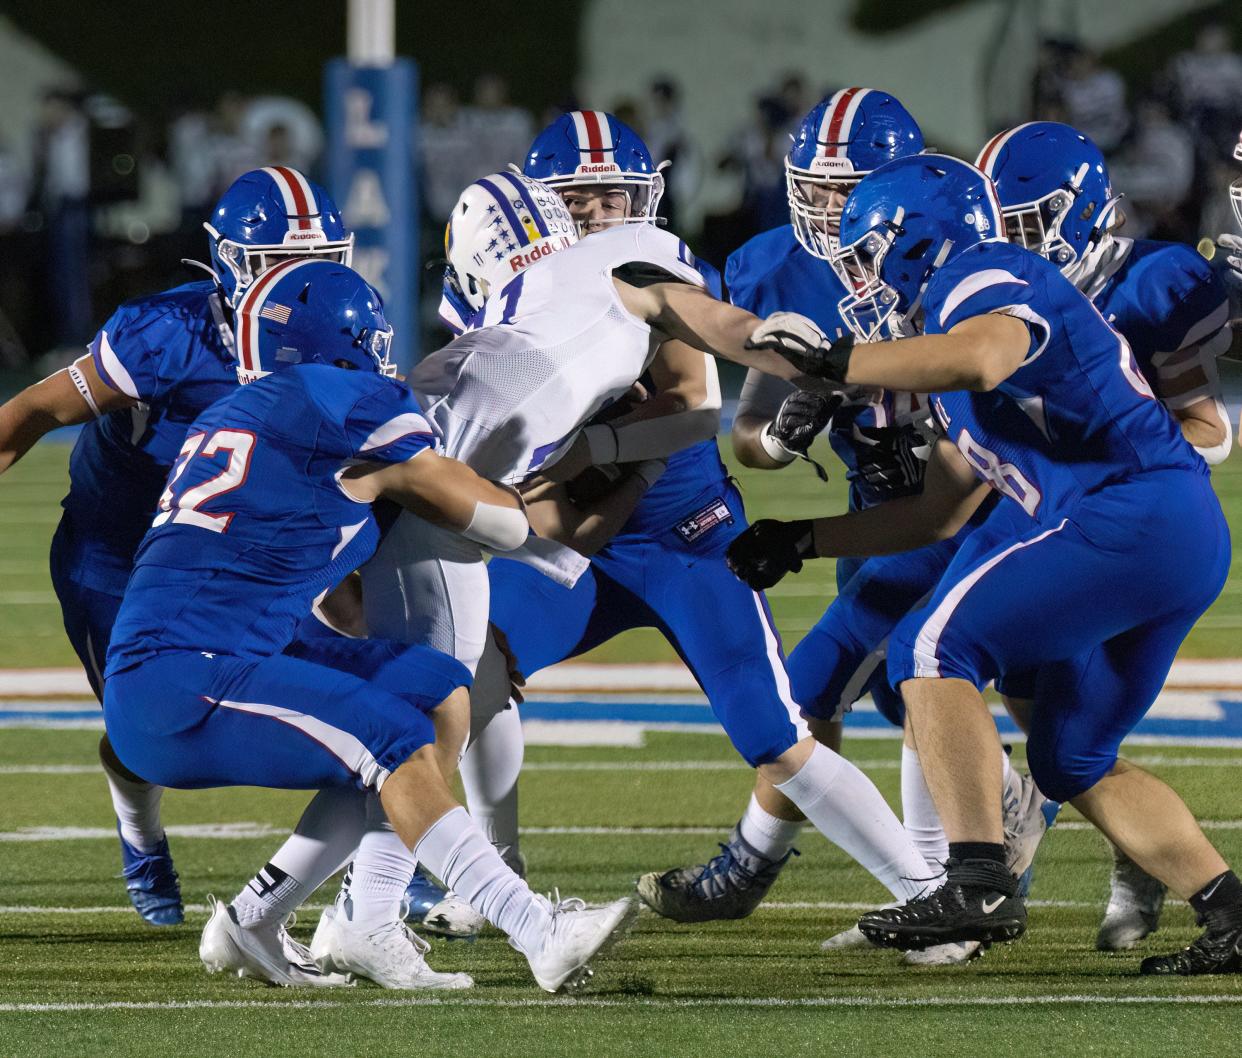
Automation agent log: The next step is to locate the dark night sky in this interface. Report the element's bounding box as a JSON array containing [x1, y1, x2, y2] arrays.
[[0, 0, 583, 117]]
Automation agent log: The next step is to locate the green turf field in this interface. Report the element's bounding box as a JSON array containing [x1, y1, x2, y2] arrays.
[[2, 729, 1242, 1056], [4, 435, 1242, 1055], [4, 435, 1242, 668]]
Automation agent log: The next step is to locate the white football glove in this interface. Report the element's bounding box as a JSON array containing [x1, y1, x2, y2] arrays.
[[746, 312, 855, 383]]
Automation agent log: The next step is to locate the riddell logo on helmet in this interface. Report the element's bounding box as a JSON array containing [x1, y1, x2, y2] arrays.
[[809, 157, 855, 176], [284, 231, 326, 242], [509, 236, 573, 272], [576, 163, 621, 175]]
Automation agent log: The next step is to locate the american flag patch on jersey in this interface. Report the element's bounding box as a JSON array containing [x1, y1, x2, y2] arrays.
[[259, 303, 293, 324], [674, 497, 734, 543]]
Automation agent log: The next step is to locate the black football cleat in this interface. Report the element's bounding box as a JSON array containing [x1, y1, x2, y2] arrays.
[[858, 858, 1026, 951], [1139, 907, 1242, 976]]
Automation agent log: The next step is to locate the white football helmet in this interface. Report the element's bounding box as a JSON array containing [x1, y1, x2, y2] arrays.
[[445, 172, 578, 312]]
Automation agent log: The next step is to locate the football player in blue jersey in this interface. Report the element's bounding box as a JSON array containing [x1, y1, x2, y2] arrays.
[[640, 91, 1045, 965], [977, 120, 1233, 952], [101, 259, 640, 993], [0, 166, 355, 927], [411, 110, 938, 941], [731, 154, 1241, 975]]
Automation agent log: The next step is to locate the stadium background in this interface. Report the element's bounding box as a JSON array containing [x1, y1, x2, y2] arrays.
[[3, 2, 1242, 1054]]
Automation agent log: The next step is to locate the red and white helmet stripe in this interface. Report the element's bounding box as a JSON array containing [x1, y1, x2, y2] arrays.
[[262, 165, 323, 232], [817, 87, 871, 157], [975, 123, 1035, 177], [570, 110, 615, 163], [234, 257, 319, 377]]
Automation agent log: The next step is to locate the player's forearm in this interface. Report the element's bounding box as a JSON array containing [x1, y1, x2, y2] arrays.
[[731, 413, 788, 469], [809, 485, 986, 559], [843, 333, 1006, 394], [525, 472, 654, 556], [0, 388, 83, 474], [585, 397, 720, 463], [1174, 398, 1232, 463]]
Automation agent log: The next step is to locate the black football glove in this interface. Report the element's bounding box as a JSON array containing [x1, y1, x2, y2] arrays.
[[768, 391, 844, 457], [746, 312, 856, 383], [853, 424, 929, 492], [726, 518, 815, 590]]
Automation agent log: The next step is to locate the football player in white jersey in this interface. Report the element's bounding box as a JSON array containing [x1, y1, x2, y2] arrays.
[[214, 171, 937, 987]]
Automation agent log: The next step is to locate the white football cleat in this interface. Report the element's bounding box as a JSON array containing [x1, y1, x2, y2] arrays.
[[524, 895, 638, 993], [310, 904, 473, 990], [819, 924, 881, 951], [199, 895, 351, 988], [1096, 852, 1166, 951], [902, 940, 982, 965], [421, 891, 488, 940], [1003, 770, 1052, 883]]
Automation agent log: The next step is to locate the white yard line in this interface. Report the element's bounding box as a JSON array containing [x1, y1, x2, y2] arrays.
[[1, 995, 1239, 1013], [3, 753, 1241, 776], [8, 657, 1242, 698], [1, 820, 1239, 842]]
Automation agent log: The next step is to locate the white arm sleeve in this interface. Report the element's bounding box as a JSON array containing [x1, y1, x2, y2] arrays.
[[736, 366, 796, 422], [461, 500, 529, 552], [583, 355, 723, 463]]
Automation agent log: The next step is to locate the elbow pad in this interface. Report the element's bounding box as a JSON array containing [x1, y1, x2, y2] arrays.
[[462, 500, 529, 552]]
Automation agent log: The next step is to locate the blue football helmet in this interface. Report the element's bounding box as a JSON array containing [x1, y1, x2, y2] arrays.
[[975, 122, 1116, 269], [835, 154, 1004, 341], [445, 170, 578, 313], [787, 88, 924, 260], [523, 110, 664, 222], [205, 167, 354, 307], [232, 259, 393, 384]]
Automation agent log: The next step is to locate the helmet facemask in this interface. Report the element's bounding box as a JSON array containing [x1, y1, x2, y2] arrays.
[[786, 157, 862, 260], [997, 162, 1108, 267], [543, 168, 666, 233], [832, 217, 903, 341], [205, 223, 355, 307], [357, 324, 398, 378]]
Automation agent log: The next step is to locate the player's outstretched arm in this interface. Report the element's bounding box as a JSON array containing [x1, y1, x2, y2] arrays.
[[613, 278, 824, 385], [0, 356, 132, 474], [343, 451, 530, 552], [726, 439, 988, 589], [748, 312, 1031, 393]]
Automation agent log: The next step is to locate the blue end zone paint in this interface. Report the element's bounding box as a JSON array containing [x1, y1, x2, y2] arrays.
[[9, 695, 1242, 745]]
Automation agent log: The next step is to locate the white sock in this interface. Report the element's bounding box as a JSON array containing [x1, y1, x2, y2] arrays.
[[101, 757, 165, 853], [415, 806, 551, 956], [231, 787, 369, 928], [460, 703, 525, 871], [232, 862, 305, 929], [738, 793, 803, 861], [339, 794, 417, 928], [775, 742, 934, 902], [900, 745, 948, 871]]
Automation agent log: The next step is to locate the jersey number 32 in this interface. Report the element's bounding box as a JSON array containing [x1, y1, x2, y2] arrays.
[[154, 429, 257, 533]]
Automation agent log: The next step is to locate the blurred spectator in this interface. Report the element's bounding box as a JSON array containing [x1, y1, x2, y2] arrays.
[[30, 87, 93, 349], [1058, 44, 1129, 152], [241, 96, 323, 173], [778, 74, 809, 130], [646, 78, 697, 231], [210, 91, 259, 190], [1168, 22, 1242, 149], [460, 73, 533, 179], [420, 83, 474, 224], [168, 104, 218, 226], [1109, 97, 1196, 239]]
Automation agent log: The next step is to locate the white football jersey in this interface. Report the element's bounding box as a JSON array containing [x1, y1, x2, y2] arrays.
[[408, 223, 704, 484]]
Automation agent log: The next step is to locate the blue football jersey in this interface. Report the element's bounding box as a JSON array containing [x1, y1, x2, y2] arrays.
[[64, 280, 237, 582], [105, 366, 436, 673], [1093, 238, 1229, 409], [924, 241, 1202, 527], [726, 224, 922, 509]]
